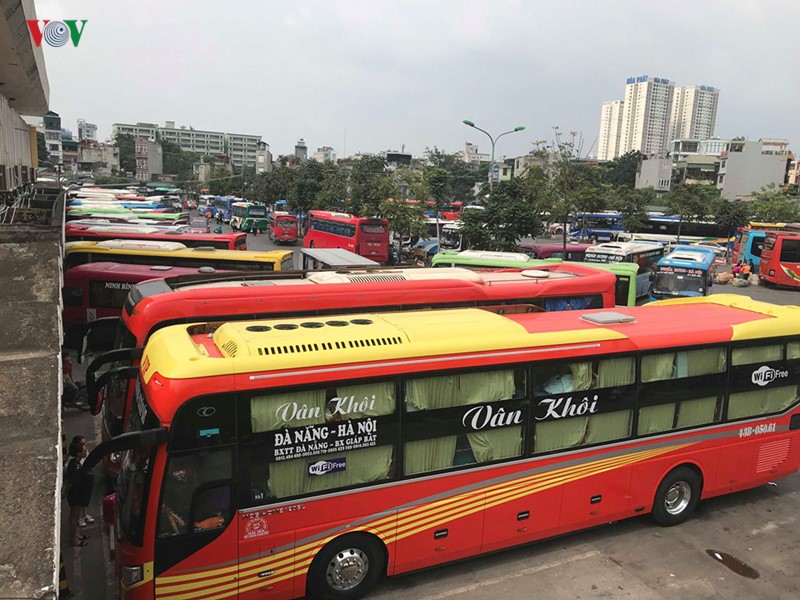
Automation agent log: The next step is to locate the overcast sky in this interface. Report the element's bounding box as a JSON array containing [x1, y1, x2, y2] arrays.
[[35, 0, 800, 160]]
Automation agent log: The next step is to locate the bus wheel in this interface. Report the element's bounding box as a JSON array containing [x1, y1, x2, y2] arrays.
[[652, 466, 702, 527], [307, 533, 385, 600]]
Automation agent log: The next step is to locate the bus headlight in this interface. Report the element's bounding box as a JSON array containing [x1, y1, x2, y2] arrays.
[[121, 565, 143, 587]]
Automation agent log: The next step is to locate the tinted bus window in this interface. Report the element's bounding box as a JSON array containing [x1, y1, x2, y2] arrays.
[[780, 239, 800, 263]]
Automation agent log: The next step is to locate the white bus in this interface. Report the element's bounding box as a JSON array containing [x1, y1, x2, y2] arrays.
[[583, 241, 665, 299]]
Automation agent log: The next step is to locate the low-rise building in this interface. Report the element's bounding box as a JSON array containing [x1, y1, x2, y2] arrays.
[[256, 142, 273, 174], [463, 142, 489, 166], [313, 146, 337, 163], [635, 157, 673, 193], [717, 139, 792, 200], [514, 153, 547, 178], [78, 140, 120, 177], [192, 153, 233, 182], [135, 137, 163, 181]]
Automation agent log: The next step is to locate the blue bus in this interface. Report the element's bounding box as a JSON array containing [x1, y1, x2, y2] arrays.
[[735, 229, 766, 273], [649, 246, 716, 301], [569, 212, 625, 242]]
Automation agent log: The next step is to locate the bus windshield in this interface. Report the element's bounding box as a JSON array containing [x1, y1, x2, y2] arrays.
[[651, 269, 705, 296], [116, 380, 156, 546], [249, 205, 267, 217]]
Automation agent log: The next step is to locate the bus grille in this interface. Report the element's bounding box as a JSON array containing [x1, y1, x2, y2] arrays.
[[756, 439, 791, 473], [344, 274, 408, 283], [221, 340, 238, 357], [258, 336, 403, 356]]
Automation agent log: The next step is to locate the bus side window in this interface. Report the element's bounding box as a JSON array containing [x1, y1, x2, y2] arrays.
[[727, 341, 799, 420]]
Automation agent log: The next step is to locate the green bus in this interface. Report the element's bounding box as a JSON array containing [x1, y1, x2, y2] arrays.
[[65, 206, 189, 224], [430, 249, 639, 306], [230, 201, 269, 233]]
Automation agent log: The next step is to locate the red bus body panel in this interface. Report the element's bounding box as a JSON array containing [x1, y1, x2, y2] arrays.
[[303, 210, 390, 263], [65, 223, 247, 250], [760, 231, 800, 287]]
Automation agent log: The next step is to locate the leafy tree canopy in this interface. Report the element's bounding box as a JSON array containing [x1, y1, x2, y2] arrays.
[[604, 151, 643, 188], [748, 184, 799, 223]]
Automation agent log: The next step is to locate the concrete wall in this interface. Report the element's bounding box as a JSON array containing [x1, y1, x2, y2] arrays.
[[718, 143, 789, 200], [0, 94, 35, 191]]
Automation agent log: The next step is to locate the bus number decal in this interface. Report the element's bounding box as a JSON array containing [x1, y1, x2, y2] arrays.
[[536, 394, 599, 420], [738, 422, 777, 438]]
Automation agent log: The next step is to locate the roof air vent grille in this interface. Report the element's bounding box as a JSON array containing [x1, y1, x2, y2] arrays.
[[258, 336, 403, 357], [345, 274, 408, 283], [221, 340, 239, 356]]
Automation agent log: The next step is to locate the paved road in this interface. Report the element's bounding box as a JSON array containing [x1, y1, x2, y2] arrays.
[[61, 224, 800, 598]]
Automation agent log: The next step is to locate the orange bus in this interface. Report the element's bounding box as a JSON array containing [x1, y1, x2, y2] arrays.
[[84, 295, 800, 599]]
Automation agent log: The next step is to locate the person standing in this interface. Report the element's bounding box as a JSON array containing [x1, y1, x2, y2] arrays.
[[65, 436, 95, 546]]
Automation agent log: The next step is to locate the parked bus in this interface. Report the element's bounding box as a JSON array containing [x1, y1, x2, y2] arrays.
[[648, 247, 716, 301], [63, 240, 294, 272], [439, 201, 463, 220], [304, 210, 391, 263], [732, 229, 767, 272], [759, 231, 800, 287], [519, 242, 592, 262], [64, 224, 247, 250], [268, 211, 299, 244], [66, 207, 190, 224], [569, 212, 625, 242], [230, 201, 269, 232], [430, 249, 639, 307], [82, 265, 617, 474], [583, 242, 665, 299], [83, 294, 800, 599], [62, 262, 227, 348], [212, 197, 235, 223]]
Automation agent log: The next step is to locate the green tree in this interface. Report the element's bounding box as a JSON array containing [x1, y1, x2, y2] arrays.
[[748, 184, 799, 223], [611, 186, 654, 232], [460, 177, 546, 251], [36, 132, 48, 164], [604, 151, 643, 188], [161, 140, 198, 181], [663, 184, 718, 242], [314, 162, 348, 210], [288, 160, 324, 214], [379, 198, 428, 258], [114, 133, 135, 174], [349, 155, 397, 216], [424, 147, 480, 202], [713, 198, 750, 257], [208, 166, 237, 195]]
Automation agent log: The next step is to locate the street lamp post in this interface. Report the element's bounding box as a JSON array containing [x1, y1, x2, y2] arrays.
[[462, 120, 525, 192]]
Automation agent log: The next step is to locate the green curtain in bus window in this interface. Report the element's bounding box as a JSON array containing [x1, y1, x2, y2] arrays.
[[269, 446, 393, 498], [404, 436, 458, 475], [686, 348, 726, 377], [585, 410, 631, 444], [787, 342, 800, 360], [732, 345, 783, 366], [332, 382, 395, 419], [641, 353, 675, 383], [676, 396, 718, 428], [727, 386, 797, 420], [533, 417, 588, 453], [570, 362, 593, 391], [638, 403, 675, 435], [467, 426, 523, 463], [251, 389, 326, 432], [406, 370, 514, 411], [597, 357, 634, 388]]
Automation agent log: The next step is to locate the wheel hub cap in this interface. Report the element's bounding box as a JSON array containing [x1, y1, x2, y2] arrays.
[[326, 548, 369, 591], [665, 481, 691, 515]]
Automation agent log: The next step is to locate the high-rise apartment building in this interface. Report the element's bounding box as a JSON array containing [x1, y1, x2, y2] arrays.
[[112, 121, 263, 167], [669, 85, 719, 141], [620, 75, 675, 158], [598, 77, 719, 160], [597, 100, 624, 161]]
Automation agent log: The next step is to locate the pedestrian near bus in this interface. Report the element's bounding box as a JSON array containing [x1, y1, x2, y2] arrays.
[[65, 436, 95, 546]]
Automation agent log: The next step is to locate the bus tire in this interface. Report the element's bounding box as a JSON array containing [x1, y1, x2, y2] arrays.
[[307, 533, 385, 600], [652, 466, 702, 527]]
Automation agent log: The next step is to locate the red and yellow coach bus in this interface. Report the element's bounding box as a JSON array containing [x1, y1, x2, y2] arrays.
[[62, 263, 229, 349], [84, 264, 616, 475], [84, 294, 800, 599], [758, 230, 800, 287], [65, 223, 248, 251], [304, 211, 390, 263]]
